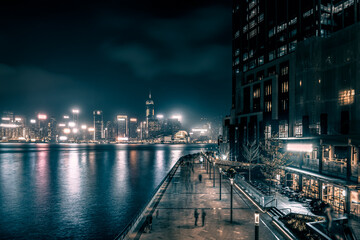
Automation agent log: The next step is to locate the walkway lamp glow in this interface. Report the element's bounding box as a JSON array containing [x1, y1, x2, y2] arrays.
[[230, 177, 234, 223], [219, 167, 222, 200], [255, 211, 260, 240]]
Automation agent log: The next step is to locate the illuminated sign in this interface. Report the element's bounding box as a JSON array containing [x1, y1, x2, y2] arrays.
[[38, 114, 47, 120]]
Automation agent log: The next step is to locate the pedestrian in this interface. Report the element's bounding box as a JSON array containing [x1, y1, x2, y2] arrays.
[[148, 214, 153, 231], [198, 174, 202, 183], [194, 208, 199, 226], [201, 209, 206, 226]]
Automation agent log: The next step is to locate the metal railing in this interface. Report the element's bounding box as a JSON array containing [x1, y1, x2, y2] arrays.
[[264, 198, 277, 208], [114, 157, 182, 240]]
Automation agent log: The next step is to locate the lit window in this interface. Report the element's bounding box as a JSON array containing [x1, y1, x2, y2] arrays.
[[265, 85, 272, 96], [281, 66, 289, 76], [278, 45, 287, 57], [339, 89, 355, 105], [281, 81, 289, 93], [265, 101, 272, 112], [253, 88, 260, 98], [243, 52, 248, 61], [258, 56, 264, 65], [269, 50, 276, 61]]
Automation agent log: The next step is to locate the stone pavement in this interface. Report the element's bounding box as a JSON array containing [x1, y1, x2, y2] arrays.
[[130, 158, 286, 240]]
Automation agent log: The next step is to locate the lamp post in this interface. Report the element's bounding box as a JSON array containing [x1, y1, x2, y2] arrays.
[[219, 167, 222, 200], [230, 177, 234, 223], [254, 211, 260, 240], [206, 156, 208, 173], [213, 161, 216, 187], [209, 160, 212, 179]]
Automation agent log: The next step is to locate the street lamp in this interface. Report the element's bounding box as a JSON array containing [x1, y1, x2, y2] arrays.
[[254, 211, 260, 240], [219, 167, 222, 200], [213, 161, 216, 187], [230, 177, 234, 223]]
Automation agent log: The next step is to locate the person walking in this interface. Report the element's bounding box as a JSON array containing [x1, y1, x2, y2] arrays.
[[194, 208, 199, 226], [198, 174, 202, 183], [201, 209, 206, 226]]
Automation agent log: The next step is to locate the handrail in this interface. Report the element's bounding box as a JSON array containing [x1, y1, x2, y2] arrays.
[[279, 208, 292, 215], [264, 198, 277, 208], [114, 156, 183, 240]]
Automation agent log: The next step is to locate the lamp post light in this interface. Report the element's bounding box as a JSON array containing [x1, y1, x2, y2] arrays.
[[230, 177, 234, 223], [219, 167, 222, 200], [254, 211, 260, 240], [213, 161, 216, 187]]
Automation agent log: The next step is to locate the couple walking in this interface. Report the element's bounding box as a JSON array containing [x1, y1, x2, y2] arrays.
[[194, 208, 206, 227]]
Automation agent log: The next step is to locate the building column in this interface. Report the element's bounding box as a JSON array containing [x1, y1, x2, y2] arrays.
[[298, 174, 303, 192], [319, 180, 323, 200], [318, 142, 323, 174], [345, 187, 351, 214], [347, 146, 352, 181]]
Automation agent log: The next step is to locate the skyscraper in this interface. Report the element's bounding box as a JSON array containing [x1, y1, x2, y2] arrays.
[[129, 118, 138, 139], [93, 110, 103, 141], [145, 91, 155, 138], [116, 115, 128, 139]]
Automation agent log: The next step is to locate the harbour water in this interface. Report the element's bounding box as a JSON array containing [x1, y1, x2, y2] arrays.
[[0, 143, 215, 239]]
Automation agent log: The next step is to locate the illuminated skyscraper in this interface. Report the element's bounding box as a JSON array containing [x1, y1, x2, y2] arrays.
[[129, 118, 138, 139], [116, 115, 128, 139], [145, 91, 155, 138], [93, 110, 103, 141]]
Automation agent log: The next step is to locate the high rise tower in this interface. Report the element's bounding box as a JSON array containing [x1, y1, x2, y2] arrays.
[[145, 91, 155, 139], [93, 110, 103, 141]]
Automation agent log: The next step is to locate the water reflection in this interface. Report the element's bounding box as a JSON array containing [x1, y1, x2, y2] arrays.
[[0, 143, 213, 239]]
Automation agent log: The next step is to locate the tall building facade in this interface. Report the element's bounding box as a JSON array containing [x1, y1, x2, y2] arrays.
[[116, 115, 128, 139], [93, 110, 103, 141], [145, 92, 155, 138], [129, 118, 138, 139], [224, 0, 360, 217]]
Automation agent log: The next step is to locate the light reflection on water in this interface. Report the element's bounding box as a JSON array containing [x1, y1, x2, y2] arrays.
[[0, 143, 215, 239]]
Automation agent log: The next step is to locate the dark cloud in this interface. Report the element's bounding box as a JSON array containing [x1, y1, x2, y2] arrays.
[[0, 0, 231, 126]]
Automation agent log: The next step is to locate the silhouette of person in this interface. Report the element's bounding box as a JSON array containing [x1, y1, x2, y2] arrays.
[[201, 209, 206, 226], [194, 208, 199, 226], [198, 174, 202, 182]]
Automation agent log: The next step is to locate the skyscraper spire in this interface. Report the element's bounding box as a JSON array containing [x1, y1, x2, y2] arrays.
[[149, 90, 151, 99]]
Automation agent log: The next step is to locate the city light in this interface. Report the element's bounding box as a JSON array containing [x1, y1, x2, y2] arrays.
[[72, 128, 78, 134], [72, 109, 79, 114], [63, 115, 70, 119], [15, 117, 22, 121], [286, 143, 313, 152], [18, 137, 25, 140], [156, 114, 164, 119], [1, 117, 10, 121], [0, 123, 18, 128], [30, 119, 36, 124], [59, 136, 68, 141], [118, 118, 126, 121], [130, 118, 137, 122], [88, 128, 95, 132], [68, 122, 76, 127], [58, 123, 66, 127], [117, 137, 129, 141], [81, 125, 87, 130], [63, 128, 71, 134], [171, 115, 182, 121], [38, 114, 47, 120]]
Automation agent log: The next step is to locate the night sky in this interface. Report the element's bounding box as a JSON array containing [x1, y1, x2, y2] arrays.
[[0, 0, 232, 126]]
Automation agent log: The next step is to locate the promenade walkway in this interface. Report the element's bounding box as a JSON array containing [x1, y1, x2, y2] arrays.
[[128, 156, 285, 240]]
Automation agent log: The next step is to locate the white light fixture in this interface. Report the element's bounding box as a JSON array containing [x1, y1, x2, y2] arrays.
[[286, 143, 313, 152]]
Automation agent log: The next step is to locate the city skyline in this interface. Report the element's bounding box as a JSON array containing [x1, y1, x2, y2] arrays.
[[0, 0, 232, 125]]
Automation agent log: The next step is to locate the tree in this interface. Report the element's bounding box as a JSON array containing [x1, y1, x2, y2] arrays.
[[260, 135, 293, 194], [241, 140, 260, 182]]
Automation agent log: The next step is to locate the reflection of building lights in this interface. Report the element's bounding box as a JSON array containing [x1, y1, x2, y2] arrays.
[[287, 143, 313, 152], [64, 115, 70, 119], [81, 125, 87, 130], [59, 136, 68, 141], [30, 119, 36, 124], [68, 122, 76, 127], [64, 128, 71, 134], [38, 114, 47, 120]]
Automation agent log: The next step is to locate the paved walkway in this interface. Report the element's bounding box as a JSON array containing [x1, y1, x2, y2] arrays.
[[129, 157, 285, 240]]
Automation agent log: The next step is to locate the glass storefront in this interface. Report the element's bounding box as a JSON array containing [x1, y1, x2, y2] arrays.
[[350, 190, 360, 217], [322, 184, 346, 213], [302, 177, 319, 199]]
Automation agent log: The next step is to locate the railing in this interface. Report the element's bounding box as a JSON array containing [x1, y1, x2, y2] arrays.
[[264, 198, 277, 208], [279, 208, 292, 215], [114, 157, 183, 240]]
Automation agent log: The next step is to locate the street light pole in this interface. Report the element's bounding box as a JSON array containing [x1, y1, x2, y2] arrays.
[[230, 178, 234, 223], [213, 162, 216, 187], [219, 167, 222, 200], [255, 211, 260, 240], [209, 160, 212, 179]]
